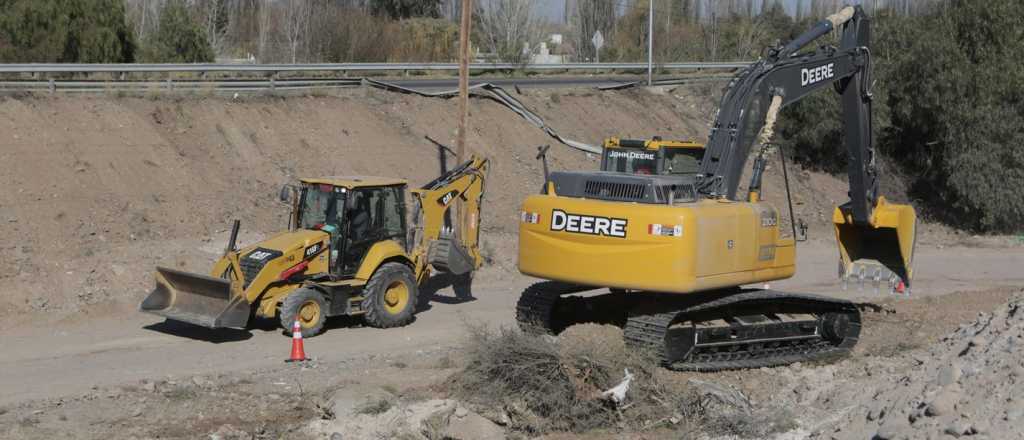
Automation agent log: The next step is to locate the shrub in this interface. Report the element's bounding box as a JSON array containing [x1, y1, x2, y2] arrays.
[[448, 323, 699, 434], [778, 1, 1024, 232], [139, 0, 214, 63], [0, 0, 135, 63]]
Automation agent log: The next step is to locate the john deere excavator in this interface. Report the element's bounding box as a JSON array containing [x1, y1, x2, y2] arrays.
[[516, 5, 916, 370], [141, 155, 488, 336]]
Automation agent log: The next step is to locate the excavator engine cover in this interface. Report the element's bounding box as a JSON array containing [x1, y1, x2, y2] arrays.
[[833, 197, 917, 293], [140, 267, 250, 328]]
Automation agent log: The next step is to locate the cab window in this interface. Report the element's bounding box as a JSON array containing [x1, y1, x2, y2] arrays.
[[602, 148, 657, 174], [664, 149, 703, 175]]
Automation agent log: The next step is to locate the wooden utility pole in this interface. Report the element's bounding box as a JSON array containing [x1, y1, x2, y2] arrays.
[[647, 0, 654, 86], [455, 0, 473, 240], [456, 0, 472, 163]]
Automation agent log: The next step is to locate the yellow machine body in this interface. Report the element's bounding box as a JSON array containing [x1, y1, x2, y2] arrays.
[[141, 157, 489, 330], [833, 196, 917, 289], [519, 190, 796, 294]]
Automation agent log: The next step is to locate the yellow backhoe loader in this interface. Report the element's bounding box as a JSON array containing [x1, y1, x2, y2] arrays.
[[141, 155, 488, 336], [516, 6, 916, 370]]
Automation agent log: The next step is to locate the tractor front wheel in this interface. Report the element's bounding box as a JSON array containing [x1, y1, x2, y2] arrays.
[[280, 288, 328, 337]]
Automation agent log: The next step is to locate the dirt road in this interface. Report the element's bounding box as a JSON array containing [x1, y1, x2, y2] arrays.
[[2, 242, 1020, 407]]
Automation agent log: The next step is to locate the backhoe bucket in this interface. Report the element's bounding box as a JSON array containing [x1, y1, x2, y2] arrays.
[[427, 236, 476, 275], [139, 267, 250, 328], [833, 197, 917, 295]]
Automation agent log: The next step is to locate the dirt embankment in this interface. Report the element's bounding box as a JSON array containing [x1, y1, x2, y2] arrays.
[[0, 85, 971, 325], [0, 86, 717, 322]]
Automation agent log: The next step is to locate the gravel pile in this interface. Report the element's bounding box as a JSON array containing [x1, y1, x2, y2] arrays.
[[833, 293, 1024, 439]]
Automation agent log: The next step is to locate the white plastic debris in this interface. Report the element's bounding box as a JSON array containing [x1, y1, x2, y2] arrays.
[[601, 368, 635, 405]]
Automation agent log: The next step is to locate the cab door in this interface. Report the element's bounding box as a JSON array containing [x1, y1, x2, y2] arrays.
[[338, 186, 407, 276]]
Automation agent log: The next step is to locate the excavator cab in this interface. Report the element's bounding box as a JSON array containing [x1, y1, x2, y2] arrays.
[[600, 137, 704, 176]]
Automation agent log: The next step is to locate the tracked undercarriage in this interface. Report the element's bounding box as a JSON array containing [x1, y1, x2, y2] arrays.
[[516, 281, 861, 372]]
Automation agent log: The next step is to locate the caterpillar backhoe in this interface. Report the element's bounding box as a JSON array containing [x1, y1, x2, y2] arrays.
[[516, 5, 916, 370], [141, 155, 488, 336]]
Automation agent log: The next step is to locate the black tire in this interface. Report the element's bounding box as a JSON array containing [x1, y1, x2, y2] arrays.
[[279, 288, 328, 337], [363, 263, 418, 328]]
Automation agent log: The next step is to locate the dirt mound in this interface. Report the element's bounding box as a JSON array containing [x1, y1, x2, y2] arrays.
[[717, 289, 1024, 439], [831, 292, 1024, 439]]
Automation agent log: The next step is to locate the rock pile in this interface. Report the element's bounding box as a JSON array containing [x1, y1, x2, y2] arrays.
[[831, 293, 1024, 439]]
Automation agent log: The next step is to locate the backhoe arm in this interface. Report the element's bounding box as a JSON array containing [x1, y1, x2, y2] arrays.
[[410, 156, 489, 277]]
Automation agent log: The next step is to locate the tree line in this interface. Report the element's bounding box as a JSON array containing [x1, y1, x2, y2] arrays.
[[777, 0, 1024, 232]]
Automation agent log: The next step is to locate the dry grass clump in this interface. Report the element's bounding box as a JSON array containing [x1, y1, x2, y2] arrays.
[[447, 323, 701, 435]]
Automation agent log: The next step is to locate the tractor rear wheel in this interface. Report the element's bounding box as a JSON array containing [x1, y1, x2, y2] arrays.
[[363, 263, 418, 328], [280, 288, 328, 337]]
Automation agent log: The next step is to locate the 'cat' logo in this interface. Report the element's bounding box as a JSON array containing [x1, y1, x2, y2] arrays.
[[438, 190, 459, 206]]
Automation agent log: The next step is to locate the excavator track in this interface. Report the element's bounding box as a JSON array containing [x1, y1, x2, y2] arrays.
[[515, 281, 598, 334], [624, 290, 861, 372]]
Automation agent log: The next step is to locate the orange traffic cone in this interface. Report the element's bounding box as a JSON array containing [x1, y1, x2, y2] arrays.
[[285, 318, 309, 363]]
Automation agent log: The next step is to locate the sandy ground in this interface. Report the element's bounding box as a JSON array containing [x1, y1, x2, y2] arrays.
[[1, 241, 1021, 405], [1, 88, 1022, 439]]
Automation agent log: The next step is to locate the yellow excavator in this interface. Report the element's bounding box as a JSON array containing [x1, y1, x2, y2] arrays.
[[516, 6, 915, 370], [141, 155, 488, 336]]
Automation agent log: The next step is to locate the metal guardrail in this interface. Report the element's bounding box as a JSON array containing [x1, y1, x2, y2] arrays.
[[0, 75, 734, 93], [0, 61, 751, 74], [0, 78, 365, 93]]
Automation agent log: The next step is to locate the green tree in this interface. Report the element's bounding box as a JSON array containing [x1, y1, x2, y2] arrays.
[[140, 0, 214, 63], [779, 1, 1024, 232], [0, 0, 134, 63], [884, 0, 1024, 231], [370, 0, 442, 20]]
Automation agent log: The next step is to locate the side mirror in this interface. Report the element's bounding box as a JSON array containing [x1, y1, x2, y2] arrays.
[[279, 185, 293, 204]]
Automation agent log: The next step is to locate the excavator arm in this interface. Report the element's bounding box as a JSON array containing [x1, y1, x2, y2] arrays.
[[698, 5, 916, 292], [410, 156, 489, 280]]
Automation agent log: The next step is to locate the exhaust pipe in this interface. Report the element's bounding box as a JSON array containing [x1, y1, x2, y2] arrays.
[[224, 220, 240, 257]]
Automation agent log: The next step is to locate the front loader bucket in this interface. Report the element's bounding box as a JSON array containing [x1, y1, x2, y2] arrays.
[[833, 197, 917, 294], [139, 267, 250, 328]]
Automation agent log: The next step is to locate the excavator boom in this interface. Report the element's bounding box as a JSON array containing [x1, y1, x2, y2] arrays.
[[697, 5, 916, 292]]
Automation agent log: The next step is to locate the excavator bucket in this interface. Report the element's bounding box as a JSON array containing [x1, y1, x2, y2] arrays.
[[833, 197, 917, 295], [139, 267, 250, 328]]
